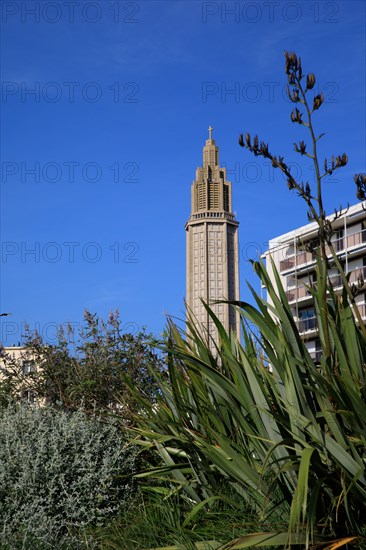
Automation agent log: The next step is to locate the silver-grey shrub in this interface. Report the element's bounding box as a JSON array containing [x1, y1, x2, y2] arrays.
[[0, 404, 136, 549]]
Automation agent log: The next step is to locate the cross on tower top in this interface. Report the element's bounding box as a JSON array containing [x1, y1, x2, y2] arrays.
[[208, 126, 213, 140]]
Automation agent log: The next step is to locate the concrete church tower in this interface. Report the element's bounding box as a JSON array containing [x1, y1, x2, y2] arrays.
[[185, 127, 240, 342]]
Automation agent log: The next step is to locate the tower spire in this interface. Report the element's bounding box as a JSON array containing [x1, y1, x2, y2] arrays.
[[185, 130, 240, 345], [203, 125, 218, 168]]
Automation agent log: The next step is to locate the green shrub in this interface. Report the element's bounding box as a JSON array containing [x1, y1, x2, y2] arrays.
[[130, 266, 366, 548], [0, 404, 137, 549], [0, 311, 165, 420], [90, 490, 257, 550]]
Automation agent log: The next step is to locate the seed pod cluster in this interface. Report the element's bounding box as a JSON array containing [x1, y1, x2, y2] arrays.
[[306, 73, 316, 90], [291, 108, 303, 124], [313, 93, 324, 111], [294, 140, 307, 155], [354, 173, 366, 200]]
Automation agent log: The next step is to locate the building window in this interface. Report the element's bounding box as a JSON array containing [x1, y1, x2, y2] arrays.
[[298, 307, 316, 332], [335, 228, 344, 252], [223, 185, 229, 211], [22, 361, 35, 375], [21, 390, 35, 403]]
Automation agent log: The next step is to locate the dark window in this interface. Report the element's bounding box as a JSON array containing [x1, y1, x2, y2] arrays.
[[22, 361, 35, 375]]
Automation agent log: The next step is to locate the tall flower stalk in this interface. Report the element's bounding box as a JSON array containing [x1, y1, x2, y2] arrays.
[[239, 51, 366, 347]]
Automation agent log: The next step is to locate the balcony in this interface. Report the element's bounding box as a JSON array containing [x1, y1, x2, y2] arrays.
[[279, 229, 366, 273], [329, 266, 366, 289], [328, 273, 343, 287], [280, 251, 314, 272], [348, 266, 366, 286], [297, 316, 317, 333], [343, 229, 366, 250], [190, 211, 236, 221], [310, 350, 322, 363], [285, 284, 312, 302], [286, 267, 366, 305], [354, 303, 366, 319]]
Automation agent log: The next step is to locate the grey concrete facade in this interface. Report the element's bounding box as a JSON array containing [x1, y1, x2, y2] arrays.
[[185, 128, 240, 343]]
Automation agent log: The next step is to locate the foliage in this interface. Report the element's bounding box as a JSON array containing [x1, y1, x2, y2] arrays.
[[0, 309, 165, 420], [0, 404, 137, 549], [128, 267, 366, 548], [86, 489, 259, 550], [126, 52, 366, 549]]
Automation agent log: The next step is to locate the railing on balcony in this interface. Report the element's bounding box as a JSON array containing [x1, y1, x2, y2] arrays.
[[328, 273, 343, 287], [310, 350, 322, 363], [297, 316, 317, 332], [354, 303, 366, 318], [329, 266, 366, 288], [279, 229, 366, 272], [297, 303, 366, 335], [345, 230, 366, 249], [326, 230, 366, 255], [348, 266, 366, 285], [286, 267, 366, 303], [285, 285, 312, 302], [280, 251, 314, 272]]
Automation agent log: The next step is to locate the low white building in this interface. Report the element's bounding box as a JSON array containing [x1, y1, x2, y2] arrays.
[[0, 346, 37, 402], [263, 202, 366, 360]]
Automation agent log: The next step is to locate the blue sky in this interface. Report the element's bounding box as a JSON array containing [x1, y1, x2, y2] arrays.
[[1, 0, 365, 345]]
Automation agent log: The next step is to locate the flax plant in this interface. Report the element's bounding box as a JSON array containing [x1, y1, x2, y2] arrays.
[[128, 53, 366, 549], [130, 286, 366, 548]]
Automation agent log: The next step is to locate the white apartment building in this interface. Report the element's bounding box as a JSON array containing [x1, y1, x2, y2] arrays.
[[263, 202, 366, 361]]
